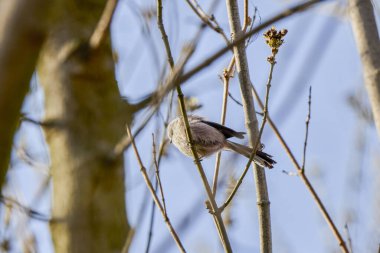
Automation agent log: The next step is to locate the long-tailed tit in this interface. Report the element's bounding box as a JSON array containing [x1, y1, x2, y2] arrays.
[[167, 115, 275, 168]]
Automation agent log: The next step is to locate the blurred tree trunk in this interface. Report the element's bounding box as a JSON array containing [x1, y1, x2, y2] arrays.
[[0, 0, 54, 189], [37, 1, 131, 252], [349, 0, 380, 138]]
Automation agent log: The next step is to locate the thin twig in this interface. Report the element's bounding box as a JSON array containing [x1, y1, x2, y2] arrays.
[[301, 86, 312, 172], [114, 0, 210, 156], [145, 195, 155, 253], [0, 196, 50, 222], [134, 0, 326, 111], [176, 81, 233, 253], [177, 0, 324, 90], [143, 91, 176, 253], [127, 125, 186, 253], [152, 134, 167, 215], [227, 91, 243, 106], [344, 223, 354, 253], [225, 4, 282, 253], [89, 0, 118, 49], [211, 70, 230, 196], [157, 0, 175, 68], [133, 0, 325, 114], [185, 0, 230, 44], [15, 146, 49, 174], [113, 107, 158, 156], [220, 38, 279, 212], [251, 84, 349, 253], [157, 1, 232, 251]]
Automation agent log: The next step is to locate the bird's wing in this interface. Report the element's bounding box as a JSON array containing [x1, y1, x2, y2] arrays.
[[189, 121, 224, 146], [200, 120, 245, 139]]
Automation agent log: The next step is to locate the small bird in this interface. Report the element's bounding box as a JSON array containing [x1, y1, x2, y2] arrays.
[[167, 115, 275, 168]]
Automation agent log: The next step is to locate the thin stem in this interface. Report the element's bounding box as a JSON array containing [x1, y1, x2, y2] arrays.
[[242, 0, 250, 31], [127, 126, 186, 253], [220, 53, 276, 212], [157, 1, 232, 251], [134, 0, 325, 113], [301, 86, 312, 172], [113, 107, 158, 156], [250, 86, 349, 253], [178, 0, 323, 89], [344, 223, 354, 253], [0, 195, 50, 222], [152, 134, 167, 215], [212, 68, 230, 196], [176, 84, 233, 253], [185, 0, 229, 44], [145, 195, 156, 253], [89, 0, 118, 49]]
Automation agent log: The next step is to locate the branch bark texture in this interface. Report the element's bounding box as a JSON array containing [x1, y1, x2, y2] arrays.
[[225, 0, 272, 252], [37, 1, 131, 252], [0, 0, 55, 188], [349, 0, 380, 138]]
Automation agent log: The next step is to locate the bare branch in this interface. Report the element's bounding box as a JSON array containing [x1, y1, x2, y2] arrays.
[[152, 134, 167, 216], [251, 82, 349, 253], [0, 195, 50, 222], [126, 125, 186, 253], [220, 28, 286, 214], [212, 0, 251, 196], [157, 0, 232, 251], [225, 3, 288, 253], [133, 0, 325, 112], [344, 223, 354, 253], [184, 0, 230, 44], [301, 86, 312, 172], [89, 0, 119, 49]]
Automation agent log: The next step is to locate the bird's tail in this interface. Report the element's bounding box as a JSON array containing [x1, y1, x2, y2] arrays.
[[224, 141, 276, 169]]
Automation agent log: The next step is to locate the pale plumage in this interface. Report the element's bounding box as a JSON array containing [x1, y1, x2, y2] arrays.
[[167, 115, 275, 168]]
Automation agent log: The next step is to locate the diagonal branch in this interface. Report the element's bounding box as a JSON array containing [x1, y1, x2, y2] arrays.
[[133, 0, 326, 113], [185, 0, 230, 44], [251, 86, 349, 253], [157, 0, 232, 251], [126, 126, 186, 253], [89, 0, 119, 49]]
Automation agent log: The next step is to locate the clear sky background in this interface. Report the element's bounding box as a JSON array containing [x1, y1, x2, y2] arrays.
[[7, 0, 380, 253]]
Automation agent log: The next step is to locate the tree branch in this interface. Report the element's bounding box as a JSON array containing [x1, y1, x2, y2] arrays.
[[0, 0, 54, 189], [348, 0, 380, 139], [126, 126, 186, 253], [225, 1, 271, 252], [251, 86, 349, 253], [157, 0, 232, 251], [134, 0, 326, 114], [89, 0, 119, 49], [301, 86, 312, 172]]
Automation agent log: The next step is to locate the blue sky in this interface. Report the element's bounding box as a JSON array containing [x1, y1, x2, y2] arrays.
[[6, 0, 380, 252]]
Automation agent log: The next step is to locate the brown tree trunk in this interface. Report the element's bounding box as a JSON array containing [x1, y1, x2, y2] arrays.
[[0, 0, 54, 188], [37, 1, 131, 252]]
